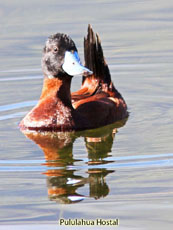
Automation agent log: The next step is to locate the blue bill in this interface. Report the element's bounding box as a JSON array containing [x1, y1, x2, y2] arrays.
[[62, 51, 93, 76]]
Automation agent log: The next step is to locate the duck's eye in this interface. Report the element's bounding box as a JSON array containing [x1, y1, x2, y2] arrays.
[[53, 47, 58, 52]]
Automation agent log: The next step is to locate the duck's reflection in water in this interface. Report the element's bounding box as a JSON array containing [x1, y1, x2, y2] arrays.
[[23, 119, 127, 204]]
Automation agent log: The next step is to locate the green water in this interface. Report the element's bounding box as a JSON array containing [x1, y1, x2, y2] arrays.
[[0, 0, 173, 229]]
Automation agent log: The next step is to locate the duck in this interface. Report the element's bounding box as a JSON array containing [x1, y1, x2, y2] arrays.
[[19, 25, 128, 132]]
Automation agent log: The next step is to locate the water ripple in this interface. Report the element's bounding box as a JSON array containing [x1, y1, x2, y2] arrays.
[[0, 153, 172, 172], [0, 112, 27, 121], [0, 75, 42, 82], [0, 101, 37, 112]]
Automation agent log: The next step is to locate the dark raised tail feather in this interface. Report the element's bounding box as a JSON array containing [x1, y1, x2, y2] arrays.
[[83, 24, 111, 86]]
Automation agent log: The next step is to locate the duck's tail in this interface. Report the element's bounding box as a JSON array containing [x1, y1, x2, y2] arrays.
[[72, 25, 123, 101], [80, 24, 124, 100], [83, 24, 111, 86]]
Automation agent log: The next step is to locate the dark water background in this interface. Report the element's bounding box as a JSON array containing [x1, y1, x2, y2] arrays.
[[0, 0, 173, 229]]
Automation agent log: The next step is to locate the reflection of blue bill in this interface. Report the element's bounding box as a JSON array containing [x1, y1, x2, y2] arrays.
[[68, 195, 85, 202], [62, 51, 93, 76]]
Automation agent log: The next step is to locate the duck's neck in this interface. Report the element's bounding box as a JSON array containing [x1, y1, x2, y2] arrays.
[[40, 75, 72, 108]]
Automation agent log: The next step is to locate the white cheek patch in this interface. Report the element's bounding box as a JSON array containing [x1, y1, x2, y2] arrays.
[[62, 51, 93, 76]]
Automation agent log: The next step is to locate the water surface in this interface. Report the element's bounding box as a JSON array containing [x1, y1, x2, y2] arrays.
[[0, 0, 173, 229]]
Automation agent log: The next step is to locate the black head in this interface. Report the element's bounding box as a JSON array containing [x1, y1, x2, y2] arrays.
[[42, 33, 77, 78]]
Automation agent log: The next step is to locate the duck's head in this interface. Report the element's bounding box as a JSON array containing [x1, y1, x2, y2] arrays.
[[42, 33, 92, 79]]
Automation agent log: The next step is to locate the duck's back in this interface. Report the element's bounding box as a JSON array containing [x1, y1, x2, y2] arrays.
[[71, 25, 128, 128]]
